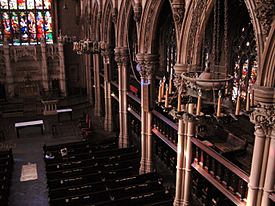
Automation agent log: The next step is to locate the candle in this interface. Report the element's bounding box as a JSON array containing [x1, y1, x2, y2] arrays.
[[225, 81, 228, 95], [161, 77, 166, 99], [158, 80, 162, 102], [235, 95, 241, 115], [165, 84, 169, 108], [196, 89, 202, 116], [168, 78, 173, 94], [177, 92, 182, 112], [216, 90, 222, 117], [246, 92, 250, 111]]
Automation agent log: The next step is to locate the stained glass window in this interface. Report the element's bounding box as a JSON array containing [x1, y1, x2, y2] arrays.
[[0, 0, 54, 45]]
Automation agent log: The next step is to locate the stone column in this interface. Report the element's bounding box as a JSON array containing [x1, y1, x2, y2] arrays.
[[40, 38, 49, 94], [183, 103, 195, 206], [174, 118, 185, 206], [93, 53, 101, 117], [136, 53, 158, 174], [86, 54, 93, 104], [58, 38, 67, 96], [3, 38, 14, 97], [115, 47, 129, 148], [247, 104, 274, 206], [102, 49, 113, 132], [146, 111, 153, 173], [261, 126, 275, 206]]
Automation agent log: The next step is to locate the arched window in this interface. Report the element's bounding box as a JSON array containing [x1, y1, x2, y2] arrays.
[[0, 0, 53, 45]]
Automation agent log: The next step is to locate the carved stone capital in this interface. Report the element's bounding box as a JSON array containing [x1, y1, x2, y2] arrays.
[[136, 53, 158, 80], [112, 8, 118, 24], [172, 3, 185, 31], [250, 103, 275, 130], [114, 47, 129, 66], [255, 0, 275, 37], [133, 3, 142, 23]]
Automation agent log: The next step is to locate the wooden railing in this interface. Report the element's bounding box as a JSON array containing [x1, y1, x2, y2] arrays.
[[127, 92, 141, 118], [151, 110, 249, 205], [152, 110, 178, 145]]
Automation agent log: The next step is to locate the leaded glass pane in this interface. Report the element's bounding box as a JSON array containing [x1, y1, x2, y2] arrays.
[[36, 11, 44, 41], [27, 0, 34, 9], [19, 12, 28, 43], [44, 11, 52, 32], [9, 0, 18, 9], [0, 0, 8, 9], [35, 0, 43, 9], [3, 12, 11, 42], [11, 12, 20, 44], [44, 0, 51, 9], [28, 11, 36, 43], [18, 0, 26, 9]]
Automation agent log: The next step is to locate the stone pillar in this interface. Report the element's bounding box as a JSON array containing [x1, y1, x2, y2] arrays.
[[115, 47, 129, 148], [136, 53, 158, 174], [247, 104, 275, 206], [58, 38, 67, 96], [40, 38, 49, 93], [3, 38, 14, 97], [183, 103, 195, 206], [93, 53, 101, 117], [261, 126, 275, 206], [146, 111, 153, 173], [102, 49, 113, 132], [174, 118, 185, 206], [86, 54, 93, 104]]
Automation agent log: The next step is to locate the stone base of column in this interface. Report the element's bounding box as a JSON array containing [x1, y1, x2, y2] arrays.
[[139, 159, 146, 174], [144, 159, 153, 173], [104, 116, 113, 132], [173, 199, 185, 206], [118, 133, 129, 148]]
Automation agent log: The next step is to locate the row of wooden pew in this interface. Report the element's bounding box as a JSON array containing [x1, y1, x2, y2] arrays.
[[44, 139, 173, 205], [0, 149, 13, 206]]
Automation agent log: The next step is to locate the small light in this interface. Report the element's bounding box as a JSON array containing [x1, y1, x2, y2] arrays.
[[198, 89, 202, 97], [111, 93, 115, 97], [93, 85, 96, 88], [246, 42, 250, 47], [127, 107, 131, 111], [218, 90, 222, 97]]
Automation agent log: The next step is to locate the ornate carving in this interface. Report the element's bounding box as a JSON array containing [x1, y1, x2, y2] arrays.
[[112, 8, 118, 24], [187, 0, 207, 64], [134, 3, 142, 23], [255, 0, 275, 37], [144, 0, 158, 53], [114, 48, 129, 66], [172, 3, 185, 31], [250, 103, 275, 129], [136, 54, 158, 80]]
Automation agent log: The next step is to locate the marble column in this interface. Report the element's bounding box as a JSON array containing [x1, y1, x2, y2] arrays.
[[40, 38, 49, 93], [93, 53, 101, 117], [183, 104, 195, 206], [261, 126, 275, 206], [58, 37, 67, 97], [115, 47, 129, 148], [3, 38, 14, 97], [102, 50, 113, 132], [247, 104, 274, 206], [174, 118, 185, 206], [136, 53, 158, 174], [85, 54, 93, 104]]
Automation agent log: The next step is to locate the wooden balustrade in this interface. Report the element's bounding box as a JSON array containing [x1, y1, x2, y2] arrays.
[[151, 109, 249, 205], [192, 137, 248, 205], [152, 110, 178, 144], [41, 100, 58, 115]]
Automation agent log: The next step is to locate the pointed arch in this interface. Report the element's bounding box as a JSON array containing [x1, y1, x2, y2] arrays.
[[101, 1, 114, 44]]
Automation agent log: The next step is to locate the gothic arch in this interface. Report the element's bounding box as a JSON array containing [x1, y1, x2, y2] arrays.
[[91, 1, 99, 41], [101, 1, 114, 45], [116, 0, 133, 48], [178, 0, 266, 71]]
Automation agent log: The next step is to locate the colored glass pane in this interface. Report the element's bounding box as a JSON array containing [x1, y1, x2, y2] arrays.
[[11, 12, 20, 44], [36, 11, 44, 41], [45, 32, 52, 43], [18, 0, 26, 9], [44, 0, 51, 9], [19, 12, 28, 43], [27, 0, 34, 9], [3, 12, 11, 41], [28, 11, 36, 42], [44, 11, 52, 32], [0, 0, 8, 9], [9, 0, 17, 9], [35, 0, 43, 9]]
